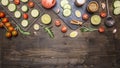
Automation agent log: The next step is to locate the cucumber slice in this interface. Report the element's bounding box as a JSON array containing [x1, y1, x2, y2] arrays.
[[1, 0, 9, 6], [91, 15, 101, 25], [70, 31, 78, 38], [14, 11, 22, 18], [21, 0, 28, 3], [114, 7, 120, 15], [63, 4, 71, 9], [75, 10, 81, 17], [60, 0, 69, 8], [41, 14, 51, 25], [31, 9, 39, 18], [63, 9, 71, 17], [21, 5, 28, 12], [33, 24, 40, 31], [8, 4, 16, 12], [114, 1, 120, 8], [21, 20, 29, 27]]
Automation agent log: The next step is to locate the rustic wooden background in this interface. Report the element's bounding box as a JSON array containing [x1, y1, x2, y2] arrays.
[[0, 0, 120, 68]]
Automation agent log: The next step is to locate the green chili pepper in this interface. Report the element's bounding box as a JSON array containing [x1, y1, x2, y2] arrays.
[[44, 27, 54, 38], [80, 27, 98, 32], [16, 26, 30, 35]]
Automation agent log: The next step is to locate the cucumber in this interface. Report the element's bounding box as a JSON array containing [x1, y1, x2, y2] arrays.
[[114, 7, 120, 15], [33, 24, 40, 31], [60, 0, 69, 8], [75, 10, 81, 17], [21, 0, 28, 3], [21, 5, 28, 12], [69, 31, 78, 38], [63, 4, 71, 9], [1, 0, 9, 6], [31, 9, 39, 18], [63, 9, 71, 17], [8, 4, 17, 12], [14, 11, 22, 18], [114, 1, 120, 8], [21, 20, 29, 27], [41, 14, 51, 25], [91, 15, 101, 25]]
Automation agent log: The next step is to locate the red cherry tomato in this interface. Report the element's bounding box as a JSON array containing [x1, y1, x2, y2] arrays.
[[100, 11, 107, 18], [23, 13, 28, 19], [82, 13, 89, 20], [0, 11, 5, 18], [55, 20, 61, 27], [28, 1, 35, 8], [0, 22, 4, 28], [61, 26, 67, 33], [2, 17, 9, 24], [98, 26, 105, 33], [5, 32, 12, 38], [14, 0, 20, 5]]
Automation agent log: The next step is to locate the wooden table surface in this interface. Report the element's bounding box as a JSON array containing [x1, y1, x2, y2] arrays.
[[0, 0, 120, 68]]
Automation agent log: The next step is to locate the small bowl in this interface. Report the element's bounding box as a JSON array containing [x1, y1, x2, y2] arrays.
[[75, 0, 86, 7]]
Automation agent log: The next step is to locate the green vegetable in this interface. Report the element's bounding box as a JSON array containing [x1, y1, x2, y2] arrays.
[[114, 1, 120, 8], [14, 10, 22, 18], [31, 9, 39, 18], [91, 15, 101, 25], [21, 5, 28, 12], [44, 27, 54, 38], [63, 4, 71, 9], [16, 25, 30, 35], [1, 0, 9, 6], [80, 27, 98, 32], [113, 7, 120, 15], [60, 0, 69, 8], [63, 9, 71, 17], [8, 4, 17, 12], [41, 14, 51, 25]]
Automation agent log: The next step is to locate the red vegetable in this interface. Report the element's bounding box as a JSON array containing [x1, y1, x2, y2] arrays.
[[2, 17, 9, 24], [12, 30, 18, 36], [5, 32, 12, 38], [82, 13, 89, 20], [41, 0, 56, 9], [28, 1, 34, 8], [5, 22, 11, 27], [55, 20, 61, 27], [0, 11, 5, 18], [8, 26, 14, 32], [98, 26, 105, 33], [14, 0, 20, 5], [61, 26, 67, 33], [100, 11, 107, 18], [23, 13, 28, 19], [0, 22, 4, 28]]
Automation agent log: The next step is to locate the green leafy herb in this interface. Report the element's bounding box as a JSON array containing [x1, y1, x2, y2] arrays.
[[80, 27, 98, 32]]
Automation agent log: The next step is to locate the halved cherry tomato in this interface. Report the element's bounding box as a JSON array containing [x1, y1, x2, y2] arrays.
[[14, 0, 20, 5], [98, 26, 105, 33], [0, 11, 5, 18], [2, 17, 9, 24], [61, 26, 67, 33], [23, 13, 28, 19], [100, 11, 107, 18], [28, 1, 35, 8], [55, 20, 61, 27], [82, 13, 89, 20]]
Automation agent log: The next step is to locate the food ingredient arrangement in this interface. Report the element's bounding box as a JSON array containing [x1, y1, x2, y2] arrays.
[[0, 0, 119, 39]]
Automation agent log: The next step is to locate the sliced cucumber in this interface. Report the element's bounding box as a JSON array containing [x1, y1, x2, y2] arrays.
[[14, 11, 22, 18], [31, 9, 39, 18], [75, 10, 81, 17], [60, 0, 69, 8], [63, 4, 71, 9], [1, 0, 9, 6], [21, 20, 29, 27], [8, 4, 16, 12], [91, 15, 101, 25], [33, 24, 40, 31], [21, 5, 28, 12], [21, 0, 28, 3], [114, 7, 120, 15], [63, 9, 71, 17], [69, 31, 78, 38], [41, 14, 51, 25], [114, 1, 120, 8]]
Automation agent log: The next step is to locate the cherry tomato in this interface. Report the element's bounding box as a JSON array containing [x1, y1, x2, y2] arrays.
[[12, 30, 18, 36], [0, 11, 5, 18], [82, 13, 89, 20], [98, 26, 105, 33], [23, 13, 28, 19], [14, 0, 20, 5], [5, 32, 12, 38], [55, 20, 61, 27], [61, 26, 67, 33], [0, 22, 4, 28], [2, 17, 9, 24], [28, 1, 35, 8], [5, 22, 11, 27], [100, 11, 107, 18], [8, 26, 14, 32]]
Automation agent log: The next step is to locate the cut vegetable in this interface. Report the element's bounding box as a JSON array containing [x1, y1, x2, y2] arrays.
[[21, 5, 28, 12], [31, 9, 39, 18], [91, 15, 101, 25], [1, 0, 9, 6], [63, 4, 71, 9], [60, 0, 69, 8], [21, 0, 28, 3], [21, 20, 29, 27], [33, 24, 40, 31], [14, 11, 21, 18], [41, 14, 51, 24], [114, 1, 120, 8], [75, 10, 81, 17], [70, 31, 78, 38], [63, 9, 71, 17], [113, 7, 120, 15], [8, 4, 17, 12]]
